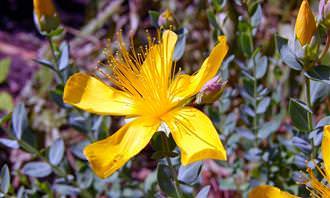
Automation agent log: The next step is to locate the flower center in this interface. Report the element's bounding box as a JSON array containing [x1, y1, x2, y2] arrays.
[[97, 31, 179, 118]]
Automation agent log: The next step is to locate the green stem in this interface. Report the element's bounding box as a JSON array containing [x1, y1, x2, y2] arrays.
[[161, 133, 183, 198], [305, 77, 315, 159], [47, 36, 64, 83], [305, 78, 313, 131]]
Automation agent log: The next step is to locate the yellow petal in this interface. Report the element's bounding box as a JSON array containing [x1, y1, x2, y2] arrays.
[[248, 185, 297, 198], [322, 125, 330, 179], [170, 36, 228, 102], [63, 73, 137, 116], [141, 30, 177, 79], [295, 0, 316, 45], [84, 118, 159, 178], [161, 107, 226, 165]]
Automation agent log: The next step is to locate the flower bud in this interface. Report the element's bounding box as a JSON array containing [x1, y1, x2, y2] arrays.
[[158, 9, 176, 27], [33, 0, 60, 34], [295, 0, 316, 46], [196, 75, 227, 105]]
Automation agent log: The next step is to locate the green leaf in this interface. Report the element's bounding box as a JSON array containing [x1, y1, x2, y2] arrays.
[[239, 32, 253, 57], [22, 162, 52, 178], [251, 4, 262, 27], [256, 97, 271, 114], [196, 185, 210, 198], [280, 45, 302, 70], [0, 164, 10, 194], [173, 28, 187, 61], [53, 184, 80, 196], [305, 65, 330, 84], [255, 56, 268, 79], [178, 161, 202, 184], [71, 140, 89, 160], [12, 103, 28, 139], [34, 59, 56, 72], [157, 164, 176, 197], [49, 138, 65, 165], [0, 92, 13, 112], [151, 132, 176, 152], [289, 99, 312, 132], [0, 58, 11, 84], [207, 10, 221, 31], [0, 138, 19, 149], [310, 80, 330, 104], [275, 35, 288, 54], [58, 42, 70, 71], [148, 10, 160, 27], [316, 116, 330, 128], [77, 169, 93, 189]]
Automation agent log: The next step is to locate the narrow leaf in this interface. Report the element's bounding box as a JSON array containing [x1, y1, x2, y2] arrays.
[[0, 164, 10, 194], [280, 45, 302, 70], [58, 42, 69, 71], [178, 161, 202, 184], [157, 164, 176, 197], [49, 138, 65, 165], [0, 138, 19, 149], [196, 185, 211, 198], [22, 162, 52, 178], [256, 97, 271, 114], [305, 65, 330, 84], [12, 103, 28, 139]]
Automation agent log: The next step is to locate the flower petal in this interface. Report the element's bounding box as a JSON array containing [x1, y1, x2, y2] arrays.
[[248, 185, 297, 198], [141, 30, 177, 83], [83, 118, 159, 178], [161, 107, 226, 165], [322, 125, 330, 179], [170, 36, 228, 101], [63, 73, 137, 116]]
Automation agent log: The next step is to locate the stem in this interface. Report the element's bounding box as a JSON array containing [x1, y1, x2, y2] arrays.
[[47, 36, 64, 83], [161, 133, 183, 198], [47, 37, 58, 67], [305, 78, 313, 131], [305, 77, 315, 159]]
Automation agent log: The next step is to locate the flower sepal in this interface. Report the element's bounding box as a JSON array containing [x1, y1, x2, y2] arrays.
[[195, 75, 227, 105]]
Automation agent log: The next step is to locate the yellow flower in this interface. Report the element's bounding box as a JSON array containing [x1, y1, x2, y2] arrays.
[[63, 30, 229, 178], [248, 125, 330, 198], [295, 0, 316, 46], [248, 185, 297, 198]]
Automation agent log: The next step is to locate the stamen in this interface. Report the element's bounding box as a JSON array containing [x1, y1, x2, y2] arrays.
[[303, 161, 330, 197], [95, 30, 178, 117]]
